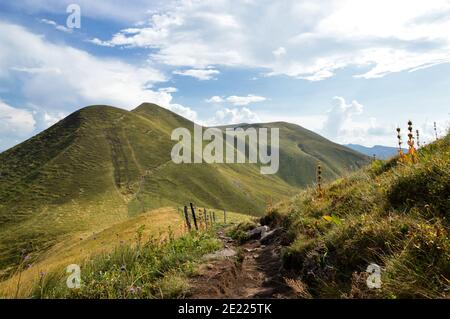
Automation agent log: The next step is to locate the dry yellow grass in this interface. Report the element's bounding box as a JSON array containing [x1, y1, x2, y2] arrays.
[[0, 207, 252, 298], [0, 207, 183, 298]]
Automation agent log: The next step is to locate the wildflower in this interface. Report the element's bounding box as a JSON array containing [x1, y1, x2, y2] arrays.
[[407, 120, 417, 163], [129, 286, 136, 294], [316, 162, 322, 193], [40, 271, 46, 278], [396, 128, 404, 161], [23, 254, 30, 261], [416, 129, 420, 148]]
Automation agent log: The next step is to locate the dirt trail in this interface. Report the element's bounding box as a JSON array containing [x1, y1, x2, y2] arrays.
[[189, 230, 296, 299]]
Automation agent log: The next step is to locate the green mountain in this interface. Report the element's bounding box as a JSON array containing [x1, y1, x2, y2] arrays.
[[221, 122, 369, 186], [0, 103, 368, 272]]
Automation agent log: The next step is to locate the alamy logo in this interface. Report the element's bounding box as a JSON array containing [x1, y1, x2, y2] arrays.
[[66, 4, 81, 29], [66, 264, 81, 289], [366, 263, 382, 289], [171, 125, 279, 174]]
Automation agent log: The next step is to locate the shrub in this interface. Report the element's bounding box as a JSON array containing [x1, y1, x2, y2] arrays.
[[226, 221, 257, 244], [387, 158, 450, 218], [260, 209, 286, 228]]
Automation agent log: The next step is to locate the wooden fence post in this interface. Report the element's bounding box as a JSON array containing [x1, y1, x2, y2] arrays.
[[317, 162, 322, 193], [213, 212, 216, 224], [224, 210, 227, 224], [184, 205, 191, 231], [203, 208, 208, 229], [190, 202, 198, 231]]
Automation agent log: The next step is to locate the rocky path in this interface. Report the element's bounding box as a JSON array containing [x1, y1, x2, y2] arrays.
[[189, 228, 297, 299]]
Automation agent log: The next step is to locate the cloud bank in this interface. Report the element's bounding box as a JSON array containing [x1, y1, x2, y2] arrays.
[[92, 0, 450, 81], [206, 94, 267, 106]]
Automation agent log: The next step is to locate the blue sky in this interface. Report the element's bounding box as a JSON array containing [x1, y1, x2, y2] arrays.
[[0, 0, 449, 151]]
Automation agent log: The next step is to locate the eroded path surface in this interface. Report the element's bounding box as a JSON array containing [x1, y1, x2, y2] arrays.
[[189, 230, 296, 299]]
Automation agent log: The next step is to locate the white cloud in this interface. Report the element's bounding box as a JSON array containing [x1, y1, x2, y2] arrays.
[[298, 69, 335, 82], [0, 100, 35, 136], [205, 96, 225, 104], [42, 111, 66, 127], [0, 22, 171, 111], [168, 103, 197, 122], [207, 107, 261, 126], [272, 47, 286, 57], [11, 66, 62, 74], [87, 38, 114, 47], [416, 119, 449, 145], [321, 96, 393, 145], [0, 21, 199, 148], [158, 87, 178, 93], [90, 0, 450, 80], [40, 18, 72, 33], [226, 95, 267, 106], [173, 68, 220, 80], [0, 100, 36, 150], [206, 94, 267, 106]]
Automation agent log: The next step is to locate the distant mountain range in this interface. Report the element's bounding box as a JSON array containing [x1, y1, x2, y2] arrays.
[[345, 144, 406, 159]]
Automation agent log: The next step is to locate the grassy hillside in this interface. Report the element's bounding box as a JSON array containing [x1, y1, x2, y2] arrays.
[[220, 122, 368, 186], [0, 103, 367, 274], [0, 207, 251, 298], [271, 133, 449, 298], [27, 231, 222, 299]]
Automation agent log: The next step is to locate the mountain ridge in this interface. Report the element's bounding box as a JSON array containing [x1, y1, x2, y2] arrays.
[[345, 143, 407, 160]]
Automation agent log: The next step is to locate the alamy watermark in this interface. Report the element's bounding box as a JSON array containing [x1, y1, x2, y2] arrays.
[[66, 264, 81, 289], [171, 124, 279, 174], [366, 263, 382, 289], [66, 4, 81, 29]]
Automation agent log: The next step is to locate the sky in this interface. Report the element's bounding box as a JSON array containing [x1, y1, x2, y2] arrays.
[[0, 0, 449, 151]]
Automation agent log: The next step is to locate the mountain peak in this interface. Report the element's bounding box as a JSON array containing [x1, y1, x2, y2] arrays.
[[133, 102, 175, 116], [134, 102, 163, 111]]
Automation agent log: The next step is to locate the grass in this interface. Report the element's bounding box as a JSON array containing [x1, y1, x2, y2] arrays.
[[0, 207, 251, 298], [275, 133, 450, 298], [30, 231, 222, 299]]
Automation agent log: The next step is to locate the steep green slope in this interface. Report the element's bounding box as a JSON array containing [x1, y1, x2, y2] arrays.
[[0, 103, 367, 273], [272, 133, 449, 298], [220, 122, 369, 186]]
